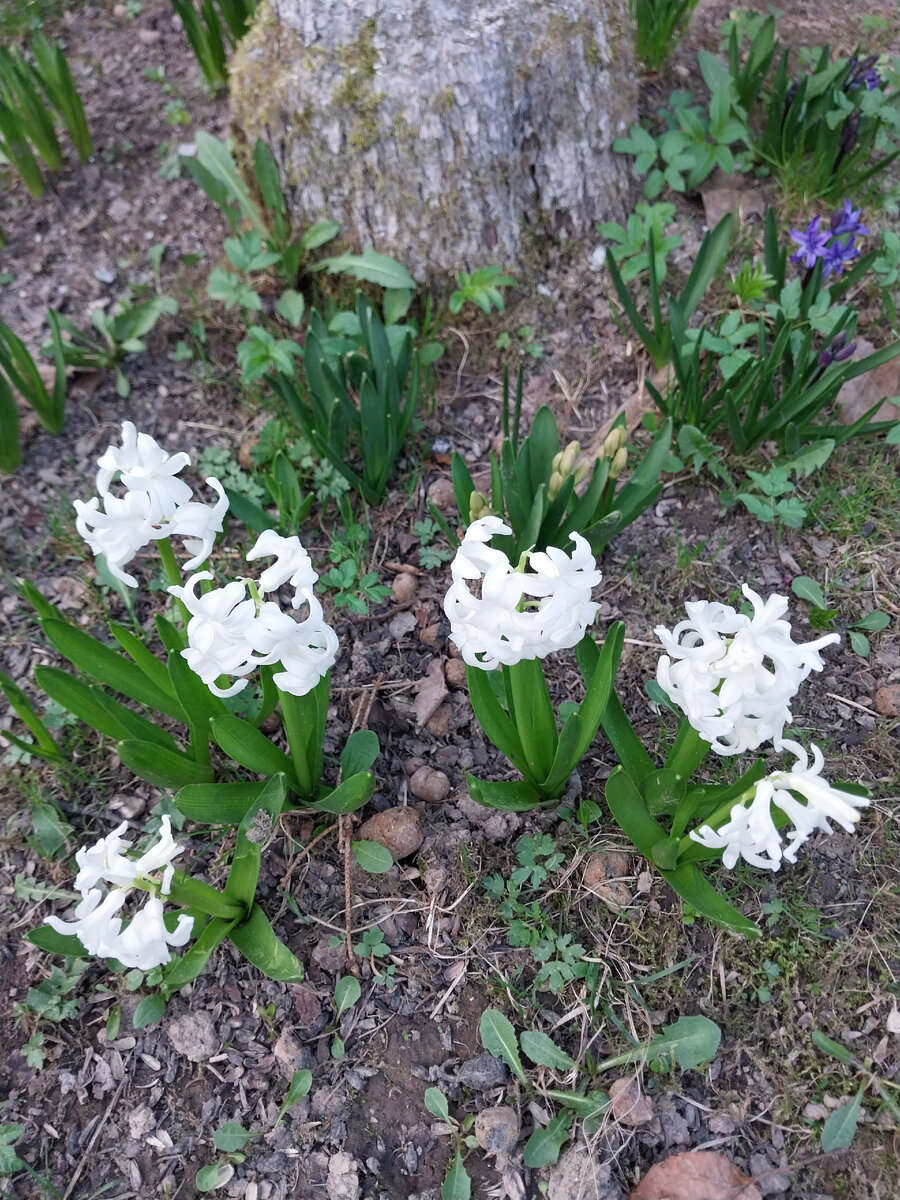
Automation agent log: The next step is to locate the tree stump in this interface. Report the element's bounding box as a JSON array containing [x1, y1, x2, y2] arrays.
[[230, 0, 637, 277]]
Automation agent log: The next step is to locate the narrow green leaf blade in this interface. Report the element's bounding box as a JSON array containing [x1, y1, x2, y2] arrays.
[[41, 619, 186, 721], [479, 1009, 526, 1083], [174, 782, 267, 825], [210, 714, 299, 789], [520, 1030, 576, 1071], [821, 1089, 863, 1152], [229, 904, 305, 982], [442, 1150, 471, 1200], [117, 739, 214, 790], [225, 775, 287, 909]]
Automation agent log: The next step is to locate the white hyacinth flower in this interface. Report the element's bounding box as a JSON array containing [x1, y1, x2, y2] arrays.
[[45, 887, 129, 958], [253, 599, 340, 697], [95, 420, 192, 519], [45, 817, 193, 970], [74, 821, 136, 892], [655, 585, 839, 755], [168, 573, 260, 697], [111, 896, 194, 970], [246, 529, 319, 607], [77, 427, 229, 585], [689, 740, 869, 870], [443, 517, 601, 670], [157, 477, 229, 571], [170, 533, 339, 698], [73, 490, 157, 587]]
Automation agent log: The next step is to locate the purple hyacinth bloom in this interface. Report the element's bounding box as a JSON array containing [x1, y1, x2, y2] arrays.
[[818, 331, 857, 368], [822, 236, 859, 278], [789, 216, 831, 268], [830, 200, 869, 238], [846, 55, 883, 92]]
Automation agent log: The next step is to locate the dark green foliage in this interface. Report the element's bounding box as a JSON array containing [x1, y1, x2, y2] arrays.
[[631, 0, 700, 74], [0, 34, 91, 197], [171, 0, 258, 90]]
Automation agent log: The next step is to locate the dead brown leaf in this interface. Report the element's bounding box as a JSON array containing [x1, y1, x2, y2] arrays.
[[699, 170, 767, 228], [836, 339, 900, 424], [414, 658, 449, 728], [583, 850, 631, 907], [629, 1150, 763, 1200], [609, 1075, 655, 1126]]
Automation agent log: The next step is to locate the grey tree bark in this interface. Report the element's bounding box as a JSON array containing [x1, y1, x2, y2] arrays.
[[231, 0, 637, 277]]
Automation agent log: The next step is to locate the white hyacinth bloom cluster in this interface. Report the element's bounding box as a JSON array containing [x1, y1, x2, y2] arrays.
[[443, 516, 601, 670], [168, 530, 338, 698], [690, 740, 869, 871], [655, 584, 839, 756], [654, 585, 868, 871], [44, 817, 193, 970], [74, 421, 228, 586]]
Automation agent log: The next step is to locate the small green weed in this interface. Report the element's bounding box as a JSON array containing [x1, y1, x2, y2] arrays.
[[495, 325, 543, 359], [319, 504, 391, 615], [14, 961, 89, 1025], [411, 517, 452, 569]]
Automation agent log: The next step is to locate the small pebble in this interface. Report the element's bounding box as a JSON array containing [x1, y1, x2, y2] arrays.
[[475, 1106, 520, 1154], [392, 572, 418, 603], [409, 765, 450, 803]]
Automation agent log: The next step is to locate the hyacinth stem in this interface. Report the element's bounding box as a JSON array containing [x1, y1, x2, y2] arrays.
[[502, 658, 557, 789], [258, 665, 279, 727], [157, 537, 190, 625], [277, 687, 318, 799], [666, 719, 711, 782]]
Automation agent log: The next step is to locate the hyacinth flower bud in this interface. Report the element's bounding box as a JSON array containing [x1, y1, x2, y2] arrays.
[[558, 439, 580, 477], [608, 446, 628, 480], [548, 470, 565, 500], [602, 425, 627, 459], [468, 490, 492, 522], [839, 111, 861, 156]]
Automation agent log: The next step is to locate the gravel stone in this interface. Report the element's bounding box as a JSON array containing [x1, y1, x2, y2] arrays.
[[547, 1146, 623, 1200], [165, 1011, 219, 1062], [457, 1052, 508, 1090]]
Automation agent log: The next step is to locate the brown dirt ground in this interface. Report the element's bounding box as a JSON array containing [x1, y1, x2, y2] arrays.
[[1, 3, 899, 1199]]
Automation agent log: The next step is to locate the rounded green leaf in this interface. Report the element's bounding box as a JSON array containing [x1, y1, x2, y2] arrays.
[[313, 771, 375, 815], [791, 576, 827, 609], [340, 729, 380, 777], [334, 975, 361, 1017], [424, 1087, 450, 1122], [523, 1114, 572, 1168], [213, 1123, 257, 1152], [133, 994, 166, 1029], [195, 1163, 235, 1192], [351, 840, 394, 874]]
